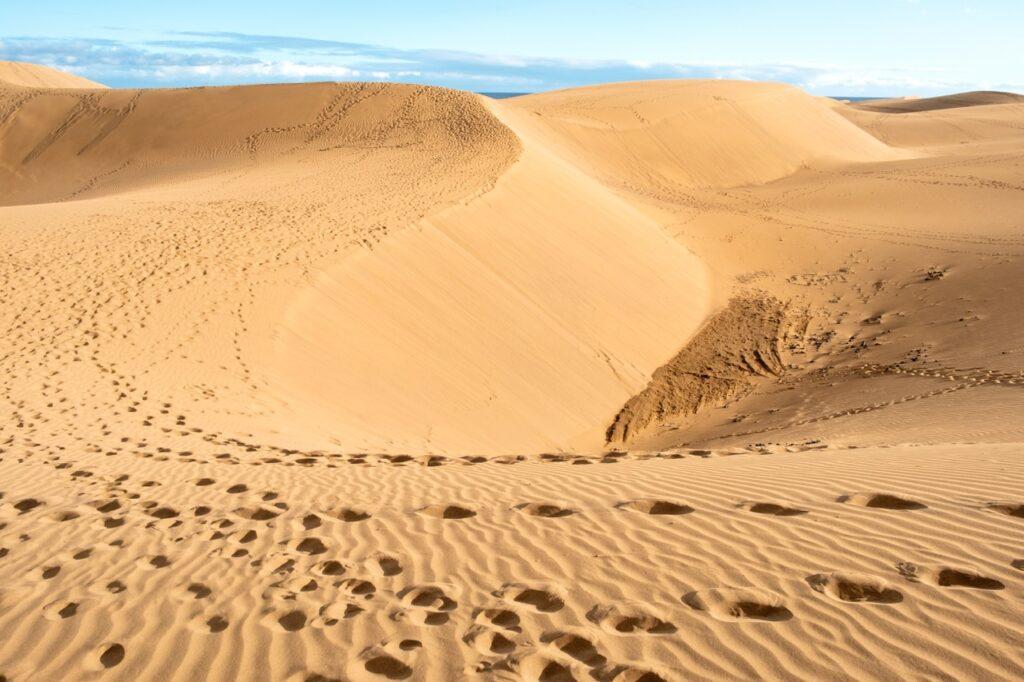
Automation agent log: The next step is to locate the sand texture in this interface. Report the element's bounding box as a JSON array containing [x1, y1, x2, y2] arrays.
[[1, 69, 1023, 680]]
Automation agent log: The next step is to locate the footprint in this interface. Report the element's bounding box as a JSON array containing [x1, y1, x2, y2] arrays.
[[513, 503, 575, 518], [896, 562, 1004, 590], [463, 626, 517, 655], [394, 584, 458, 625], [234, 506, 279, 521], [43, 598, 83, 620], [509, 653, 579, 682], [14, 498, 44, 514], [206, 615, 229, 633], [1012, 559, 1024, 571], [541, 631, 607, 667], [147, 506, 179, 519], [333, 508, 372, 522], [277, 610, 307, 632], [362, 655, 411, 680], [226, 484, 248, 494], [495, 583, 564, 613], [317, 560, 348, 576], [616, 499, 693, 515], [98, 643, 125, 669], [339, 578, 376, 599], [417, 504, 476, 519], [285, 576, 319, 593], [603, 667, 668, 682], [473, 607, 521, 631], [314, 600, 365, 626], [302, 514, 322, 530], [140, 554, 170, 569], [295, 537, 328, 555], [91, 499, 121, 514], [682, 587, 793, 622], [739, 502, 808, 516], [986, 502, 1024, 518], [806, 572, 903, 604], [837, 493, 926, 510], [586, 603, 676, 634], [399, 584, 457, 610], [187, 583, 212, 599], [352, 638, 419, 680], [367, 554, 402, 577]]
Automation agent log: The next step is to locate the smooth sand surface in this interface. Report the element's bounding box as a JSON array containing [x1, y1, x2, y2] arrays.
[[0, 61, 106, 89], [1, 69, 1023, 680]]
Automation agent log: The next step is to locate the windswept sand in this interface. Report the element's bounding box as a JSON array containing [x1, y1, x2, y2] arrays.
[[1, 68, 1023, 680], [0, 61, 106, 89]]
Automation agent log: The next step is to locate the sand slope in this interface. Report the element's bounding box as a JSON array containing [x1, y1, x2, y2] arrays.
[[2, 66, 1024, 680], [506, 80, 907, 191], [0, 61, 106, 89], [849, 90, 1024, 113], [272, 99, 709, 453]]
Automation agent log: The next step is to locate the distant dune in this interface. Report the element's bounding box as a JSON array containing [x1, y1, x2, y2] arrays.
[[850, 90, 1024, 113], [510, 80, 907, 189], [0, 61, 106, 89], [2, 65, 1023, 680]]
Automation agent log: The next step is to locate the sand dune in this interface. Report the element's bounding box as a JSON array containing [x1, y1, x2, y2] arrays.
[[1, 66, 1023, 680], [506, 80, 906, 190], [837, 95, 1024, 149], [0, 61, 106, 89], [849, 90, 1024, 113], [272, 98, 708, 453]]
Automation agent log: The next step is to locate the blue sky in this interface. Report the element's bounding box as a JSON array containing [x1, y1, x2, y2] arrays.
[[2, 1, 1022, 95]]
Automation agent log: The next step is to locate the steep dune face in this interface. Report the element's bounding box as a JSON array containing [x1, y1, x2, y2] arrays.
[[0, 61, 106, 89], [272, 100, 709, 453], [507, 80, 906, 191]]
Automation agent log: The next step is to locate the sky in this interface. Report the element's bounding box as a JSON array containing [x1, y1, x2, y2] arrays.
[[2, 1, 1023, 95]]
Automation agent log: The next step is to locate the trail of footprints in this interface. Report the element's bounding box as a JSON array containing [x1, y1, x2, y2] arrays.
[[4, 477, 1019, 679], [1, 474, 1021, 680]]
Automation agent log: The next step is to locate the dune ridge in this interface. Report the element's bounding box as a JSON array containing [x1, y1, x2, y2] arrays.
[[2, 65, 1024, 680]]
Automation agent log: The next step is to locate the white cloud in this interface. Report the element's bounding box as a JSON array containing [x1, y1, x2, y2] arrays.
[[2, 33, 1020, 95]]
